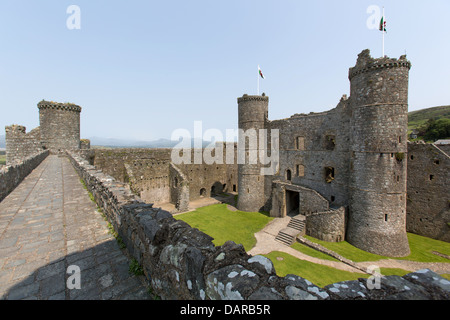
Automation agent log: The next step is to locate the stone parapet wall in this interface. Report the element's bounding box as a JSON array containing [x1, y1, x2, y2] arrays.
[[67, 151, 449, 300], [0, 150, 49, 202]]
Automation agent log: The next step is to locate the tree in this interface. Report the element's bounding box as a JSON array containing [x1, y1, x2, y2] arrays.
[[418, 118, 450, 141]]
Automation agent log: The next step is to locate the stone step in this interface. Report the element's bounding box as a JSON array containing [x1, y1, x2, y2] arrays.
[[287, 220, 305, 230], [275, 227, 299, 246], [275, 232, 295, 246]]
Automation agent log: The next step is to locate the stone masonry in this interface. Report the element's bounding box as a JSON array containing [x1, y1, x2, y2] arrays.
[[0, 155, 150, 300], [66, 151, 450, 300], [407, 142, 450, 242], [5, 100, 85, 166]]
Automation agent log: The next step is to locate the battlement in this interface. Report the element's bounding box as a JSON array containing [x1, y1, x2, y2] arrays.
[[37, 100, 82, 113], [5, 125, 26, 134], [237, 94, 269, 103], [348, 49, 411, 80]]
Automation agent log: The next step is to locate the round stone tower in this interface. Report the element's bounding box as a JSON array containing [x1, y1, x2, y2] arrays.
[[38, 100, 81, 152], [237, 94, 268, 212], [347, 49, 411, 257]]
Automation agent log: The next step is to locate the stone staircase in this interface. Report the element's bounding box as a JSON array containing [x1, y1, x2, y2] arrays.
[[287, 215, 305, 231], [275, 215, 306, 246]]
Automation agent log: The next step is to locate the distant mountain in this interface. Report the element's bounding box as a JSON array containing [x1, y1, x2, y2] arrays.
[[408, 105, 450, 131], [88, 136, 214, 148]]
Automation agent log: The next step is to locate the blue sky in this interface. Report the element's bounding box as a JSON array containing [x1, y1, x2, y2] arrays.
[[1, 0, 449, 142]]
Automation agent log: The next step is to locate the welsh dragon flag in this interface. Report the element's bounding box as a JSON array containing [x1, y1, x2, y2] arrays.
[[379, 16, 386, 32], [258, 66, 265, 79]]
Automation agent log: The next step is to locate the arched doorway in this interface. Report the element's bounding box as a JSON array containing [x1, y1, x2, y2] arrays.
[[200, 188, 207, 197]]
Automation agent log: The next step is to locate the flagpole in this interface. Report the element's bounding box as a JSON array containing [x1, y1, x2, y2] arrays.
[[382, 7, 385, 57], [257, 65, 260, 95]]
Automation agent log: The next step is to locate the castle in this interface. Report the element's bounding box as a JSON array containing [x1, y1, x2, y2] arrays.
[[5, 100, 88, 164], [4, 49, 449, 258], [237, 49, 412, 257]]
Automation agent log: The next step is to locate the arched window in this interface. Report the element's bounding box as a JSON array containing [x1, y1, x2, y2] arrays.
[[286, 169, 292, 181]]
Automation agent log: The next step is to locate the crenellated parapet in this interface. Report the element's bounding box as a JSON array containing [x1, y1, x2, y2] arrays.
[[348, 49, 411, 81], [37, 100, 81, 113]]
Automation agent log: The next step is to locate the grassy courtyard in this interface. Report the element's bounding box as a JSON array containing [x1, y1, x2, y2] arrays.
[[301, 233, 450, 263], [175, 204, 450, 286], [269, 235, 450, 286], [175, 204, 273, 251], [0, 155, 6, 166]]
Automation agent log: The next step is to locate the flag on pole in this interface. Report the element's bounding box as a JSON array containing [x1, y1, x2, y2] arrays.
[[379, 16, 386, 32], [258, 66, 265, 79]]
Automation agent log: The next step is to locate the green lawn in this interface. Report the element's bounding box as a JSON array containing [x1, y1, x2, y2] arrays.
[[291, 242, 339, 262], [264, 251, 415, 287], [175, 204, 450, 284], [303, 233, 450, 263], [0, 155, 6, 165], [174, 204, 273, 251], [264, 251, 369, 287]]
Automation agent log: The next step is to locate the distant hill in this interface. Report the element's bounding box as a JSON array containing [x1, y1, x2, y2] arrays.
[[408, 105, 450, 132], [88, 136, 214, 149]]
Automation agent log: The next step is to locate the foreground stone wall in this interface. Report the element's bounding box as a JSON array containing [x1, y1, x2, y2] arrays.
[[67, 151, 449, 300], [0, 150, 49, 202]]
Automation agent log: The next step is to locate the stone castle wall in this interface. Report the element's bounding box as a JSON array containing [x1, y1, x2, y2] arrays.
[[5, 125, 43, 165], [267, 96, 352, 210], [67, 151, 450, 300], [305, 207, 346, 242], [5, 100, 85, 165], [91, 147, 238, 210], [407, 142, 450, 242], [0, 150, 49, 202]]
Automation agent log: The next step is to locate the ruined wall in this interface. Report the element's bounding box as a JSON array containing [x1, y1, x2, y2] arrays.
[[267, 96, 352, 210], [67, 151, 450, 300], [92, 147, 237, 208], [169, 163, 189, 212], [407, 142, 450, 242], [125, 158, 171, 204], [0, 150, 49, 202], [92, 148, 172, 183], [5, 125, 43, 165], [175, 148, 237, 201]]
